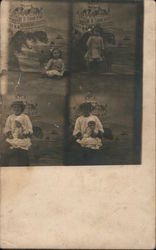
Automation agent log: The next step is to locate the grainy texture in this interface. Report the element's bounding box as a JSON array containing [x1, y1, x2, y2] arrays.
[[0, 0, 155, 249]]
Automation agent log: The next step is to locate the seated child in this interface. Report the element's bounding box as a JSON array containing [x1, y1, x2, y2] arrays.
[[4, 101, 33, 151], [3, 100, 33, 166], [45, 48, 65, 78], [6, 116, 32, 150], [76, 120, 102, 150], [73, 102, 104, 150]]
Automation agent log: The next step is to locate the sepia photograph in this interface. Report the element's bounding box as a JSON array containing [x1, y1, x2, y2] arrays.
[[65, 0, 143, 165], [0, 1, 155, 250], [0, 0, 143, 166], [0, 0, 70, 166]]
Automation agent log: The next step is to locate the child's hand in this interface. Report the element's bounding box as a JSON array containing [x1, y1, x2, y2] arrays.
[[90, 131, 98, 138], [23, 133, 32, 138], [17, 134, 25, 139], [76, 132, 83, 140], [96, 131, 103, 139], [6, 131, 13, 139], [18, 133, 31, 139]]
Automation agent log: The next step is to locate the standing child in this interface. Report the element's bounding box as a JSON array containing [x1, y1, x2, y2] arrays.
[[3, 101, 33, 166], [85, 27, 104, 73], [45, 48, 65, 79]]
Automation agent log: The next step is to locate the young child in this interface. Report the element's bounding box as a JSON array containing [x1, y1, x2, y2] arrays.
[[73, 102, 104, 150], [6, 116, 32, 150], [76, 120, 102, 150], [4, 100, 33, 166], [85, 27, 104, 73], [45, 48, 65, 78]]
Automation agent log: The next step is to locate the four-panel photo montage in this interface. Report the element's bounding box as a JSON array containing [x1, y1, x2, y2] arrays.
[[0, 0, 143, 166]]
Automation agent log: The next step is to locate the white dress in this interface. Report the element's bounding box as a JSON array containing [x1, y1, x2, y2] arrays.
[[76, 126, 102, 150], [4, 114, 33, 150], [85, 35, 104, 62], [73, 115, 104, 150], [45, 58, 65, 77]]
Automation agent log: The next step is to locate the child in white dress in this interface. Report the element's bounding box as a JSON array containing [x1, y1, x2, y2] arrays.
[[76, 120, 102, 150], [45, 48, 65, 78], [6, 115, 32, 150], [85, 28, 104, 68], [73, 102, 104, 150], [4, 100, 33, 166]]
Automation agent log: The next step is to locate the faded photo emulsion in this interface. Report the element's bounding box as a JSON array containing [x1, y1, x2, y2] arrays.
[[0, 0, 143, 166]]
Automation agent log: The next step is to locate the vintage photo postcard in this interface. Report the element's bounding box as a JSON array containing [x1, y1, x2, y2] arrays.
[[0, 0, 144, 166], [0, 0, 155, 249]]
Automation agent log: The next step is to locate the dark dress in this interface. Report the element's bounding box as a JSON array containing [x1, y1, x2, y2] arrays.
[[1, 140, 30, 166]]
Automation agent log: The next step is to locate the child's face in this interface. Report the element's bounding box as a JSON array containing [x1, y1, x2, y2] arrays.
[[83, 108, 91, 117], [52, 50, 60, 59], [13, 105, 23, 116]]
